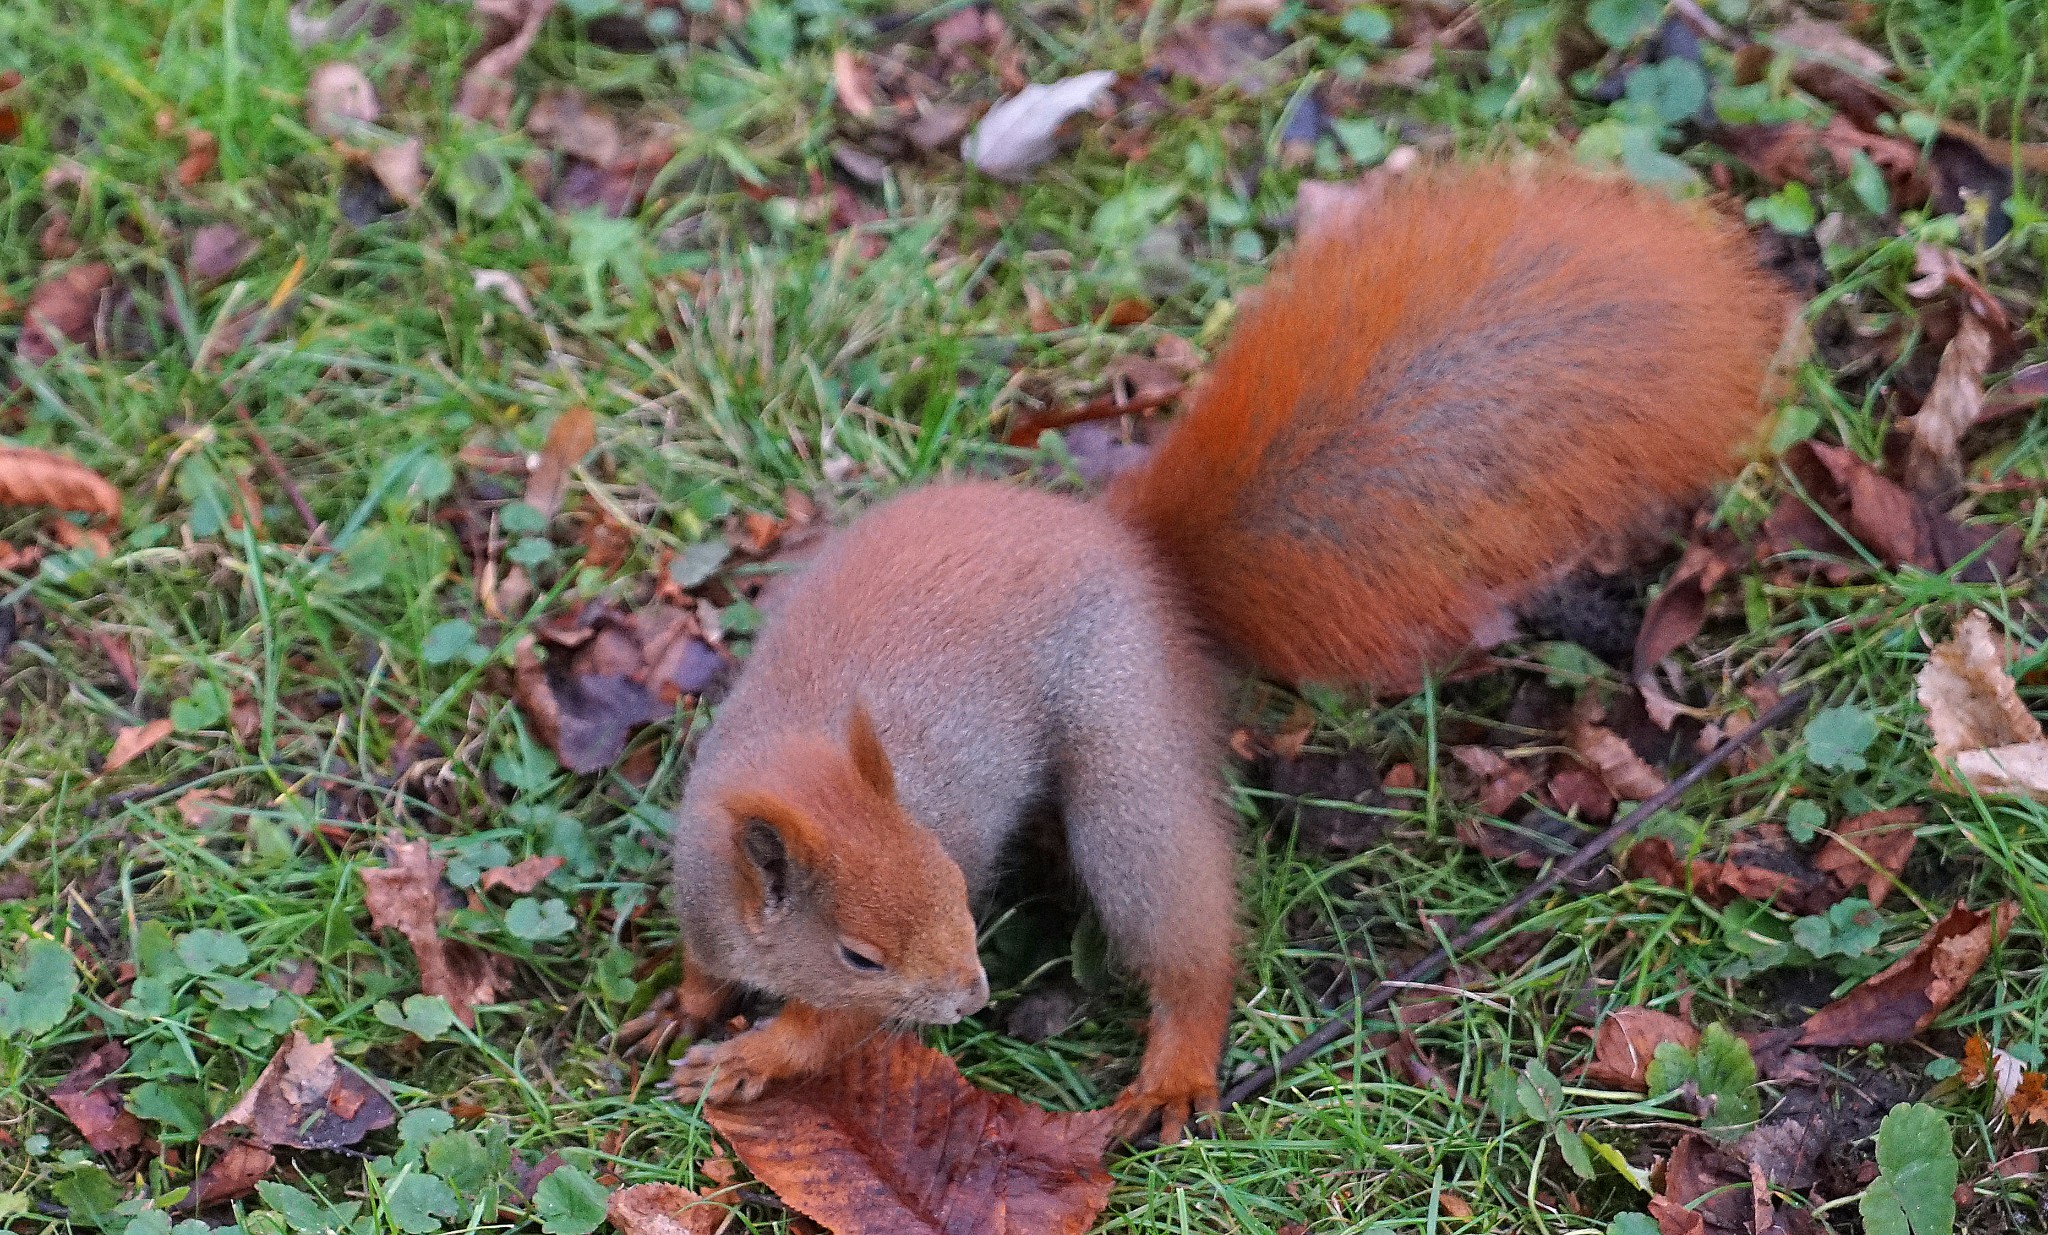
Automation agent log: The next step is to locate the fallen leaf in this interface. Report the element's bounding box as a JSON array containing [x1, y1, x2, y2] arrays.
[[1903, 312, 1993, 499], [525, 405, 596, 520], [1624, 833, 1838, 916], [1960, 1033, 1989, 1087], [1635, 532, 1746, 671], [512, 603, 718, 773], [186, 1143, 277, 1208], [1769, 17, 1895, 127], [1585, 1007, 1699, 1091], [306, 61, 379, 138], [961, 71, 1117, 181], [1765, 442, 2019, 583], [1798, 903, 2016, 1047], [605, 1183, 732, 1235], [457, 0, 559, 124], [176, 787, 235, 827], [473, 268, 535, 315], [0, 447, 121, 519], [17, 261, 113, 365], [1569, 699, 1667, 801], [368, 137, 425, 205], [177, 128, 219, 186], [360, 836, 510, 1025], [1152, 19, 1286, 94], [1915, 611, 2048, 798], [706, 1033, 1115, 1235], [1451, 745, 1537, 818], [2012, 1072, 2048, 1125], [201, 1031, 397, 1151], [48, 1042, 145, 1155], [480, 855, 564, 895], [831, 49, 877, 121], [105, 719, 174, 773], [1812, 807, 1920, 908], [527, 88, 624, 168], [189, 224, 256, 281], [1904, 244, 2007, 328]]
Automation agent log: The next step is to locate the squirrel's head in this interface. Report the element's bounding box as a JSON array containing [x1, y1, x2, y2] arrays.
[[717, 705, 987, 1025]]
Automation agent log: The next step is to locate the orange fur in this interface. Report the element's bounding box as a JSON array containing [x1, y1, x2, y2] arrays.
[[1109, 164, 1790, 689]]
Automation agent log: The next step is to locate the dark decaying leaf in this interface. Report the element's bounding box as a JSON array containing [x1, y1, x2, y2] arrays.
[[1798, 902, 2016, 1047], [1262, 745, 1387, 855], [48, 1041, 145, 1155], [513, 603, 721, 774], [605, 1183, 732, 1235], [359, 837, 511, 1025], [1624, 830, 1836, 916], [1634, 531, 1748, 671], [1902, 308, 1993, 500], [1765, 442, 2018, 582], [1151, 20, 1287, 94], [705, 1032, 1116, 1235], [201, 1031, 397, 1151]]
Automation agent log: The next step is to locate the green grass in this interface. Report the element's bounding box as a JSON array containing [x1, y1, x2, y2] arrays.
[[3, 0, 2047, 1233]]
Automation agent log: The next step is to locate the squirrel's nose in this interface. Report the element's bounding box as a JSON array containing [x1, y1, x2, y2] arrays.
[[963, 966, 990, 1014]]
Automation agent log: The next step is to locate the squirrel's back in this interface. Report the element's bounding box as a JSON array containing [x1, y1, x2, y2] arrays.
[[1109, 163, 1790, 688]]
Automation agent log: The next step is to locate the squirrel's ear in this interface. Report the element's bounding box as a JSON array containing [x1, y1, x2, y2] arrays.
[[726, 796, 822, 920], [845, 703, 895, 799]]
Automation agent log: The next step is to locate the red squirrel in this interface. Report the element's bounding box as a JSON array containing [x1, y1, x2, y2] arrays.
[[665, 163, 1790, 1139]]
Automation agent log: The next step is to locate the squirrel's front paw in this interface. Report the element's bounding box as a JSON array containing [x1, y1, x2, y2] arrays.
[[1110, 1073, 1219, 1144], [668, 1037, 777, 1105]]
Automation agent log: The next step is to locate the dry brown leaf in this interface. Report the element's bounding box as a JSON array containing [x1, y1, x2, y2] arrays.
[[1765, 442, 2019, 583], [187, 1143, 278, 1208], [960, 71, 1117, 181], [2012, 1072, 2048, 1124], [17, 262, 113, 366], [526, 405, 596, 520], [1904, 312, 1993, 498], [201, 1031, 398, 1151], [830, 49, 877, 121], [479, 855, 564, 895], [456, 0, 559, 124], [1812, 806, 1920, 908], [306, 61, 379, 137], [605, 1183, 733, 1235], [360, 836, 510, 1025], [527, 89, 624, 169], [105, 718, 174, 773], [1960, 1032, 1990, 1087], [1569, 703, 1666, 802], [707, 1032, 1114, 1235], [1918, 610, 2043, 749], [1152, 19, 1286, 94], [1584, 1008, 1699, 1091], [48, 1042, 145, 1155], [0, 447, 120, 519], [1798, 902, 2016, 1047], [176, 787, 235, 827], [176, 128, 219, 186], [368, 138, 426, 205]]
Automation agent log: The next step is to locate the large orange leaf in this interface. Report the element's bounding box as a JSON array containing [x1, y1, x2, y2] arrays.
[[705, 1033, 1115, 1235]]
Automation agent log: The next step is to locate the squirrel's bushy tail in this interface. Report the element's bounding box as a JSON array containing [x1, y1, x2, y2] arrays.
[[1107, 163, 1791, 689]]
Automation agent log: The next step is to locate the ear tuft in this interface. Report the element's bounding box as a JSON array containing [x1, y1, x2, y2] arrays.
[[845, 703, 895, 798]]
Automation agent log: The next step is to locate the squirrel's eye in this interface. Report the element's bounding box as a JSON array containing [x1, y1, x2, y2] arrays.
[[838, 943, 886, 973]]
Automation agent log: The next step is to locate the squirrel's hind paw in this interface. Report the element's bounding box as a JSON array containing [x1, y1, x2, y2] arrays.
[[1110, 1075, 1219, 1144]]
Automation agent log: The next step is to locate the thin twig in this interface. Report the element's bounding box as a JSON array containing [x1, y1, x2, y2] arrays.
[[232, 404, 328, 549], [1218, 686, 1812, 1111], [1002, 384, 1183, 448]]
